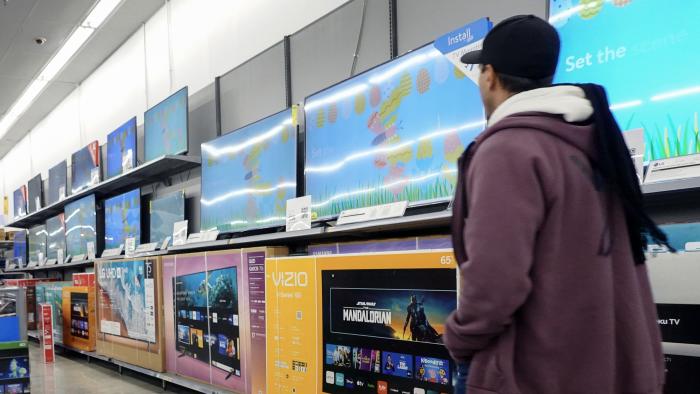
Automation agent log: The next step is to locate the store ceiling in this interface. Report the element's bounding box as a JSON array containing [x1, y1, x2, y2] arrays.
[[0, 0, 164, 158]]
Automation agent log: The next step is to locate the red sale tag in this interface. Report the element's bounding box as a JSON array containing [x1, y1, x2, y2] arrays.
[[39, 304, 54, 363]]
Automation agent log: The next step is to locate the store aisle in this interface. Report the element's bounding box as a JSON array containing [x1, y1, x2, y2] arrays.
[[28, 343, 189, 394]]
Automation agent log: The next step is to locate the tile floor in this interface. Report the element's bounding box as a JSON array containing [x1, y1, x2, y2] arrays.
[[28, 342, 192, 393]]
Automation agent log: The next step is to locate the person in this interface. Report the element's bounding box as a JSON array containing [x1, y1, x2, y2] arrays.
[[444, 15, 670, 394], [403, 295, 440, 342]]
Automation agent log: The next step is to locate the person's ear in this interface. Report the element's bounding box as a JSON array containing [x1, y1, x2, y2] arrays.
[[483, 64, 497, 91]]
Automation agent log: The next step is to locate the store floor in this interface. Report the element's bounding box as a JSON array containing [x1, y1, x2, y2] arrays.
[[28, 342, 193, 393]]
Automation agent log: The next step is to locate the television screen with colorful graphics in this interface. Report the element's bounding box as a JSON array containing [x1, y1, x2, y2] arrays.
[[28, 225, 47, 265], [550, 0, 700, 161], [71, 141, 100, 194], [48, 160, 68, 205], [106, 117, 137, 179], [27, 174, 42, 214], [104, 189, 141, 250], [46, 213, 66, 261], [149, 191, 185, 246], [65, 194, 96, 257], [144, 87, 188, 162], [304, 43, 485, 219], [201, 109, 296, 233], [12, 186, 27, 219]]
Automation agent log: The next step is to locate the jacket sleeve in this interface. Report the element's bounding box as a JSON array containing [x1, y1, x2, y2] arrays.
[[444, 134, 546, 362]]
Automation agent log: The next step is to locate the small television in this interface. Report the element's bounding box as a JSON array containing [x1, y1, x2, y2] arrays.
[[12, 186, 27, 219], [304, 43, 486, 220], [46, 214, 66, 261], [28, 225, 47, 265], [27, 174, 43, 214], [200, 109, 297, 233], [174, 271, 208, 361], [149, 191, 185, 247], [106, 117, 137, 179], [65, 194, 97, 258], [104, 188, 141, 250], [144, 87, 189, 162], [71, 141, 100, 194], [12, 231, 27, 267], [48, 160, 68, 205]]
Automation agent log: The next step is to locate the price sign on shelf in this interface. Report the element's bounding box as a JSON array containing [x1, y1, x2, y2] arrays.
[[286, 196, 312, 232], [90, 167, 100, 185], [125, 237, 137, 257], [122, 149, 134, 172], [56, 249, 64, 264], [86, 242, 96, 260], [173, 220, 188, 246], [58, 186, 66, 201]]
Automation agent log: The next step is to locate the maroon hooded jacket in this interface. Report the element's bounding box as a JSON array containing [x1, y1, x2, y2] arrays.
[[444, 112, 664, 394]]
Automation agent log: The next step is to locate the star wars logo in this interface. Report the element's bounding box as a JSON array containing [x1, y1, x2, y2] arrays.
[[342, 301, 391, 325]]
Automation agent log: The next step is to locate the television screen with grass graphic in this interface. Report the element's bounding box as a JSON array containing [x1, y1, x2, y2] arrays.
[[551, 0, 700, 162], [304, 43, 485, 220], [65, 194, 96, 257], [106, 117, 137, 179], [144, 87, 188, 162], [104, 189, 141, 250], [200, 109, 296, 233]]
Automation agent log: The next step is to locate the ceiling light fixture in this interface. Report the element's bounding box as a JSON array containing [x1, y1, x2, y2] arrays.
[[0, 0, 123, 140]]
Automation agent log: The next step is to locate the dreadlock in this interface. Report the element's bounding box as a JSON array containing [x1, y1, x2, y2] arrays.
[[574, 83, 674, 264]]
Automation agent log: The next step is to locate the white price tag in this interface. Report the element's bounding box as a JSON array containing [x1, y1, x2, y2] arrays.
[[125, 237, 137, 257], [122, 149, 134, 172], [86, 242, 96, 260], [35, 196, 41, 210], [160, 236, 171, 251], [58, 186, 66, 200], [38, 252, 44, 266], [286, 196, 312, 232], [57, 249, 64, 264], [173, 220, 188, 246], [90, 167, 100, 185], [336, 200, 408, 226]]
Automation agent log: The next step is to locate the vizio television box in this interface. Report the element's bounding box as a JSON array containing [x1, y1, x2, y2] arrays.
[[95, 257, 166, 372], [162, 247, 287, 393], [62, 286, 96, 351], [265, 250, 458, 394]]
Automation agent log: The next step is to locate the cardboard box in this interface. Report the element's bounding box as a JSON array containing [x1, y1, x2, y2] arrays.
[[62, 286, 96, 352], [73, 272, 95, 287]]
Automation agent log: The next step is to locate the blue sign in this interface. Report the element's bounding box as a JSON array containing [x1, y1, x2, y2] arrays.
[[433, 17, 492, 55]]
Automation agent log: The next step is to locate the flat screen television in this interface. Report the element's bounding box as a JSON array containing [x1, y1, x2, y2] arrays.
[[106, 117, 137, 179], [149, 191, 185, 246], [12, 231, 27, 267], [200, 109, 297, 233], [550, 0, 700, 162], [28, 224, 47, 265], [65, 194, 97, 258], [48, 160, 68, 205], [104, 188, 141, 250], [175, 267, 240, 377], [12, 186, 27, 219], [27, 174, 43, 214], [0, 354, 30, 387], [71, 141, 100, 194], [304, 43, 485, 220], [46, 213, 66, 261], [144, 87, 188, 162]]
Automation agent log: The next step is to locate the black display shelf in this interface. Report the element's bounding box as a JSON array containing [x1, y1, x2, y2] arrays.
[[7, 155, 200, 228], [8, 259, 94, 272], [168, 239, 231, 253], [642, 177, 700, 203]]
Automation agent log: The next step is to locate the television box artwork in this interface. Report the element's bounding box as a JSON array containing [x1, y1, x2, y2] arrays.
[[265, 250, 457, 394], [5, 278, 58, 331], [163, 247, 286, 393], [35, 282, 71, 344], [62, 286, 96, 351], [95, 258, 165, 371]]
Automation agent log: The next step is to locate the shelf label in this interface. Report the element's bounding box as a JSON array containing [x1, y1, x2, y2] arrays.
[[122, 149, 134, 172], [186, 232, 204, 244], [35, 196, 41, 210], [58, 186, 66, 201], [56, 249, 64, 264], [645, 153, 700, 184], [87, 242, 96, 260], [125, 237, 137, 257], [173, 220, 188, 246], [73, 254, 86, 262], [101, 247, 123, 259], [337, 200, 408, 226], [134, 242, 157, 254], [286, 196, 312, 232], [90, 167, 100, 185]]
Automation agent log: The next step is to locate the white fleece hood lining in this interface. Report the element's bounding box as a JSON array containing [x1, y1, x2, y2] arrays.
[[487, 86, 594, 127]]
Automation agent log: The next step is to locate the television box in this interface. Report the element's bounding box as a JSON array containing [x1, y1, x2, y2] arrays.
[[104, 188, 141, 250], [70, 141, 100, 194], [27, 174, 42, 214], [265, 250, 458, 394], [62, 286, 96, 351], [35, 282, 71, 344], [48, 160, 68, 205], [95, 257, 165, 371], [5, 279, 58, 331], [162, 247, 287, 392], [144, 87, 188, 162], [73, 273, 95, 287], [106, 117, 137, 179]]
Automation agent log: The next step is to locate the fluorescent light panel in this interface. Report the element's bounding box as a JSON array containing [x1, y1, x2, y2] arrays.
[[0, 0, 122, 140]]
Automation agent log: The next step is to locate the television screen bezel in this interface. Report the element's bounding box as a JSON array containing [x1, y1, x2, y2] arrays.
[[27, 174, 43, 214], [106, 116, 138, 179], [144, 86, 190, 162]]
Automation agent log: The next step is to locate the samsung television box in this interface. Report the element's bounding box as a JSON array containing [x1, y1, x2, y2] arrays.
[[162, 247, 286, 393], [62, 286, 96, 351], [94, 257, 165, 371], [266, 250, 458, 394], [35, 282, 71, 344]]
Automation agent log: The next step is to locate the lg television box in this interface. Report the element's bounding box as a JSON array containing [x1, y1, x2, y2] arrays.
[[162, 247, 286, 393], [35, 282, 71, 344], [62, 286, 96, 352], [95, 257, 165, 372], [265, 250, 458, 394]]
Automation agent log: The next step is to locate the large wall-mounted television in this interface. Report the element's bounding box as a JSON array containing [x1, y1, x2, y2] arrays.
[[46, 213, 66, 261], [71, 141, 101, 194], [149, 191, 185, 247], [550, 0, 700, 162], [106, 117, 137, 179], [28, 224, 47, 265], [65, 194, 97, 258], [304, 43, 485, 220], [48, 160, 68, 205], [27, 174, 43, 214], [12, 231, 27, 267], [12, 186, 27, 219], [104, 188, 141, 250], [200, 109, 297, 233], [144, 87, 189, 162], [175, 267, 240, 377]]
